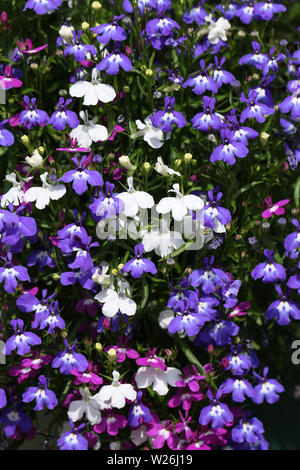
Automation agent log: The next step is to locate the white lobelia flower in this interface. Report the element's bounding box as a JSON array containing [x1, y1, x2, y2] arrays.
[[119, 155, 136, 171], [94, 278, 136, 318], [69, 68, 116, 106], [23, 172, 66, 210], [130, 425, 149, 447], [156, 183, 204, 222], [0, 173, 33, 208], [93, 370, 137, 409], [92, 262, 111, 286], [135, 365, 182, 396], [116, 176, 154, 218], [25, 149, 44, 168], [205, 15, 231, 45], [142, 219, 184, 258], [59, 25, 75, 44], [67, 387, 102, 425], [70, 110, 108, 147], [158, 309, 175, 329], [154, 157, 181, 177], [131, 116, 165, 149]]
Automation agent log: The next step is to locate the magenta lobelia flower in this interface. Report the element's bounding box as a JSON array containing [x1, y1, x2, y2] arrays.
[[261, 196, 289, 219]]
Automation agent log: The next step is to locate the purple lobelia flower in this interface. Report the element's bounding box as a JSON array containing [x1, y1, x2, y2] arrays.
[[251, 249, 286, 283], [146, 15, 180, 36], [237, 3, 256, 24], [128, 391, 153, 428], [210, 128, 249, 165], [183, 3, 207, 25], [199, 389, 233, 428], [195, 319, 239, 347], [212, 56, 235, 89], [226, 109, 258, 145], [90, 15, 127, 44], [89, 182, 124, 220], [57, 210, 90, 254], [39, 300, 66, 334], [151, 96, 187, 132], [48, 98, 79, 131], [221, 279, 241, 308], [167, 278, 198, 311], [0, 401, 33, 438], [22, 375, 57, 410], [231, 414, 265, 444], [59, 155, 103, 195], [0, 252, 30, 293], [64, 30, 97, 62], [188, 256, 228, 293], [265, 285, 300, 325], [0, 120, 14, 147], [253, 1, 286, 21], [27, 247, 56, 271], [220, 377, 253, 403], [195, 293, 219, 325], [239, 41, 268, 69], [96, 44, 133, 75], [240, 90, 275, 123], [121, 243, 157, 279], [16, 288, 55, 329], [67, 236, 98, 272], [4, 319, 41, 356], [223, 345, 252, 376], [191, 96, 223, 132], [52, 338, 89, 375], [278, 88, 300, 119], [183, 60, 218, 95], [284, 219, 300, 259], [57, 420, 88, 450], [23, 0, 62, 15], [0, 388, 7, 409], [204, 190, 231, 229], [60, 268, 95, 290], [168, 385, 203, 411], [168, 300, 204, 337], [252, 367, 284, 404], [261, 46, 285, 76], [19, 96, 49, 130]]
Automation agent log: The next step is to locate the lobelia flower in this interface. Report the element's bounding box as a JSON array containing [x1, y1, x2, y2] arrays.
[[284, 219, 300, 259], [24, 172, 66, 210], [227, 110, 259, 145], [56, 137, 91, 153], [188, 256, 228, 293], [104, 338, 139, 363], [59, 155, 103, 195], [228, 301, 251, 319], [27, 246, 56, 271], [231, 414, 265, 445], [146, 16, 180, 36], [25, 149, 43, 168], [19, 96, 49, 130], [212, 56, 235, 89], [23, 0, 62, 14], [57, 420, 88, 450], [96, 46, 133, 75], [90, 15, 127, 44], [253, 1, 286, 20], [57, 210, 90, 254], [0, 388, 7, 409], [0, 402, 33, 438], [48, 98, 79, 131], [191, 96, 223, 132], [52, 338, 89, 375], [67, 387, 102, 425], [236, 3, 255, 24], [156, 183, 203, 222], [261, 196, 289, 219], [204, 190, 231, 231], [135, 360, 182, 396], [261, 46, 285, 76], [205, 15, 231, 44], [0, 120, 14, 147], [90, 182, 124, 220], [116, 176, 154, 218], [151, 96, 187, 132], [39, 300, 65, 334], [67, 236, 98, 272], [154, 157, 181, 176], [147, 419, 178, 450], [94, 278, 137, 317], [252, 367, 284, 404], [199, 389, 233, 428], [94, 410, 127, 435], [64, 30, 97, 62], [210, 128, 249, 165], [240, 90, 275, 123], [239, 42, 268, 69], [142, 219, 185, 258], [4, 319, 41, 356], [71, 362, 103, 390], [70, 111, 108, 147], [22, 375, 57, 411], [128, 392, 152, 428], [183, 60, 218, 95], [0, 252, 30, 293], [168, 300, 204, 337], [169, 384, 203, 412], [220, 378, 253, 403], [16, 37, 48, 55], [0, 65, 22, 89], [265, 285, 300, 325], [121, 243, 157, 279], [278, 88, 300, 119], [251, 249, 286, 283], [9, 353, 52, 384], [223, 345, 252, 376], [93, 370, 137, 409], [195, 319, 239, 347], [69, 68, 116, 106], [183, 4, 207, 25], [131, 116, 165, 149]]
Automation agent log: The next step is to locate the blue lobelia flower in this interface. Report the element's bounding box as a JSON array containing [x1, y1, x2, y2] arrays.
[[90, 15, 127, 45], [59, 155, 103, 195], [22, 375, 57, 410], [265, 285, 300, 325], [210, 128, 249, 165], [251, 249, 286, 283], [4, 319, 41, 356], [199, 389, 233, 428], [252, 367, 284, 404], [48, 98, 79, 131], [19, 96, 49, 130], [52, 338, 89, 375], [57, 420, 88, 450], [0, 120, 14, 147], [220, 377, 253, 403], [151, 96, 187, 132], [121, 243, 157, 279]]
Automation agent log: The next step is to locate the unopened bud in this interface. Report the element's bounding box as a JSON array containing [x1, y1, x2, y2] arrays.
[[59, 25, 75, 44], [81, 21, 89, 30], [30, 63, 38, 71], [175, 159, 182, 167], [123, 85, 130, 93], [260, 132, 270, 145], [111, 268, 118, 276], [92, 1, 102, 10], [95, 342, 103, 352], [119, 155, 136, 170], [21, 135, 29, 144], [145, 68, 153, 76], [118, 263, 124, 271], [107, 347, 117, 359], [144, 162, 151, 172], [184, 152, 193, 162]]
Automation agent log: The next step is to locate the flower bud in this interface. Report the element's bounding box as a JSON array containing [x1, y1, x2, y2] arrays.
[[145, 68, 153, 76], [30, 63, 39, 71], [207, 133, 217, 145], [144, 162, 151, 172], [261, 221, 270, 231], [260, 132, 270, 145], [175, 159, 182, 167], [107, 347, 116, 359], [81, 21, 89, 30], [59, 25, 75, 44], [237, 30, 246, 38], [118, 263, 124, 271], [25, 149, 43, 168], [184, 152, 193, 163], [38, 146, 45, 155], [111, 268, 118, 276], [123, 85, 130, 93], [21, 135, 29, 144], [95, 342, 103, 352], [92, 1, 102, 10], [119, 155, 136, 170]]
